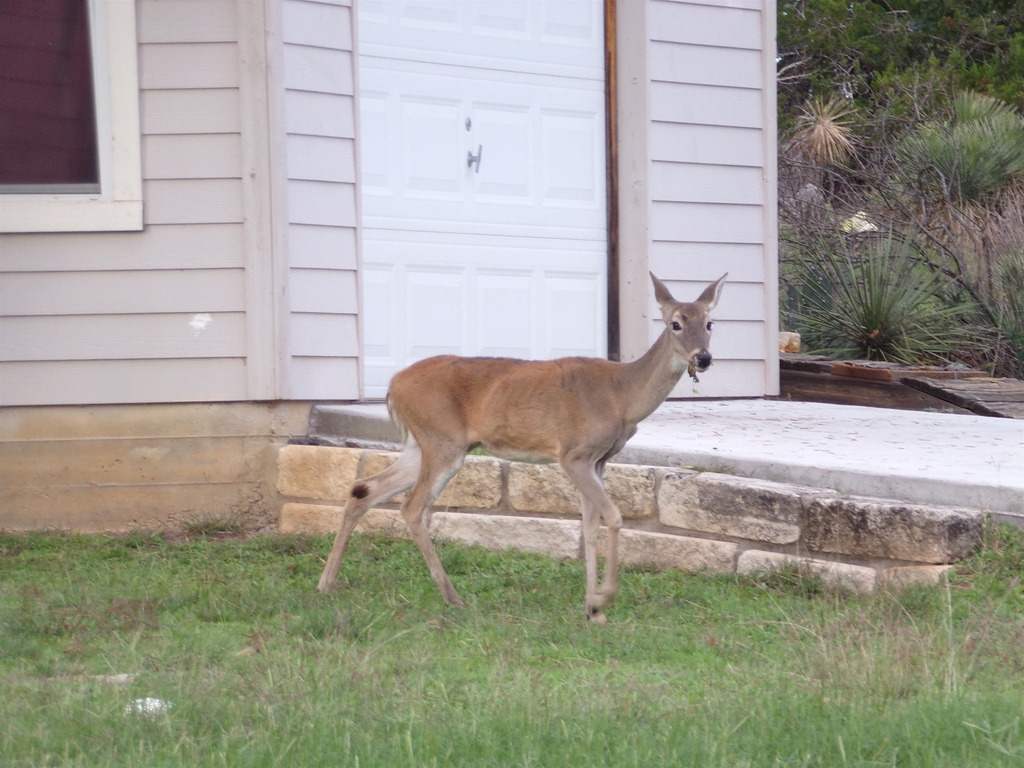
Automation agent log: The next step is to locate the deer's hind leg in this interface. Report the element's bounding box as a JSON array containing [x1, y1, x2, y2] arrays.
[[400, 446, 467, 608], [317, 442, 422, 592]]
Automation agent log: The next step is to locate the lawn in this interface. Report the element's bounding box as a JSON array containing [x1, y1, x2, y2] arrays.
[[1, 523, 1022, 767]]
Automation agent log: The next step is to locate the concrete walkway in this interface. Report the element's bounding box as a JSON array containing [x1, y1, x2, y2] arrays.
[[309, 400, 1024, 524], [617, 401, 1022, 522]]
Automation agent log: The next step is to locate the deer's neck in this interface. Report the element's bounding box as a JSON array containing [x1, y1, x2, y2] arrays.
[[618, 328, 686, 425]]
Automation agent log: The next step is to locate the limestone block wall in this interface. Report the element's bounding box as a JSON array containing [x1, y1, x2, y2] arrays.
[[276, 445, 982, 593]]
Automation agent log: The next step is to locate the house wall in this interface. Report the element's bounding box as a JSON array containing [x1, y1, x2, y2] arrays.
[[0, 0, 776, 407], [278, 0, 362, 400], [622, 0, 778, 398], [0, 0, 265, 406]]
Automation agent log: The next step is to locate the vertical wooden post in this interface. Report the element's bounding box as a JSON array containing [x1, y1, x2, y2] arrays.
[[614, 0, 651, 363], [605, 0, 620, 361], [762, 0, 780, 395], [237, 0, 279, 399], [351, 0, 366, 399]]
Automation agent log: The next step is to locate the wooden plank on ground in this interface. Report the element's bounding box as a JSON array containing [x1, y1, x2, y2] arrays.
[[779, 370, 974, 414], [901, 377, 1024, 418]]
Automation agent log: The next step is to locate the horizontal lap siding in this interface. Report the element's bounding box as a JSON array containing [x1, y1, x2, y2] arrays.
[[281, 0, 360, 400], [0, 270, 245, 316], [647, 0, 774, 397], [0, 0, 249, 406], [1, 314, 247, 361], [0, 360, 248, 407]]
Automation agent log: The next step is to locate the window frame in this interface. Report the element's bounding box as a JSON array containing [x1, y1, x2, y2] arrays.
[[0, 0, 143, 233]]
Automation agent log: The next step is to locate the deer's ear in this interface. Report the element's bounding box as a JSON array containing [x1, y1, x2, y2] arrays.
[[696, 273, 728, 310], [650, 272, 675, 308]]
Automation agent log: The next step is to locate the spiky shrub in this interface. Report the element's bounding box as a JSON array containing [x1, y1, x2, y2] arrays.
[[898, 92, 1024, 205], [793, 232, 982, 364], [790, 95, 857, 167], [997, 252, 1024, 368]]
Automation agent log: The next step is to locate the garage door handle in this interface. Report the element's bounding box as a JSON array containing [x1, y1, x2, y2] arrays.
[[467, 145, 483, 173]]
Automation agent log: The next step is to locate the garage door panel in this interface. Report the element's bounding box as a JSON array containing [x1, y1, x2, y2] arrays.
[[474, 104, 531, 201], [471, 0, 529, 39], [362, 265, 396, 360], [542, 110, 600, 206], [402, 97, 466, 198], [360, 91, 392, 191], [359, 62, 604, 236], [401, 0, 461, 32], [544, 273, 603, 358], [477, 270, 534, 358], [361, 232, 606, 396], [540, 0, 599, 46], [405, 268, 468, 359], [360, 0, 603, 79], [365, 231, 605, 269]]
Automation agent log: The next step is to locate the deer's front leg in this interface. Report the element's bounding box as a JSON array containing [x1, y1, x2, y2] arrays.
[[564, 459, 621, 623], [401, 453, 466, 608]]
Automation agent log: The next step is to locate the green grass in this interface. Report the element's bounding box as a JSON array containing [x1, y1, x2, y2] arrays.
[[180, 516, 246, 538], [1, 522, 1022, 767]]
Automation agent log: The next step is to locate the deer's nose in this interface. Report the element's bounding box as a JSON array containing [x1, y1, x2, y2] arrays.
[[694, 352, 713, 370]]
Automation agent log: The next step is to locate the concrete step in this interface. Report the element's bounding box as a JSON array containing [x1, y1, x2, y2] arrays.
[[309, 403, 398, 444]]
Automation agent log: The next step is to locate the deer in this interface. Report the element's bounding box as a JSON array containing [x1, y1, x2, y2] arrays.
[[318, 272, 727, 622]]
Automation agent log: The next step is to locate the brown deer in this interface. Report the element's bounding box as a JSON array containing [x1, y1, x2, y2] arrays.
[[318, 272, 727, 622]]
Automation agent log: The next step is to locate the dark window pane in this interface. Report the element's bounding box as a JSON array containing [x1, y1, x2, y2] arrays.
[[0, 0, 100, 191]]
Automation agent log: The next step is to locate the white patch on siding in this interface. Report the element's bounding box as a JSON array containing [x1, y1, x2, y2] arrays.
[[189, 313, 213, 335]]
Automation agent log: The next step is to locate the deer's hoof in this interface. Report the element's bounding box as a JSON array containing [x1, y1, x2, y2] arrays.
[[587, 607, 608, 625]]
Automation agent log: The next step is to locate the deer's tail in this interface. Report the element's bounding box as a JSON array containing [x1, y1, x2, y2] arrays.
[[386, 390, 410, 445]]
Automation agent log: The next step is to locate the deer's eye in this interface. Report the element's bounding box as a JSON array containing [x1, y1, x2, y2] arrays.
[[671, 321, 682, 331], [706, 321, 714, 331]]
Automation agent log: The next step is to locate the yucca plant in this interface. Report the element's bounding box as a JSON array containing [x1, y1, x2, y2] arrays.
[[898, 92, 1024, 204], [997, 251, 1024, 366], [790, 95, 857, 167], [793, 231, 982, 364]]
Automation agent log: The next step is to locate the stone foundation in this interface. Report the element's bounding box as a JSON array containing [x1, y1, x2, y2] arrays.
[[1, 402, 312, 532], [276, 445, 981, 592]]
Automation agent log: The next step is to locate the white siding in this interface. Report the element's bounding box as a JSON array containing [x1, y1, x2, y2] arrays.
[[0, 360, 248, 406], [0, 270, 245, 316], [0, 0, 252, 406], [280, 0, 361, 400], [646, 0, 777, 397], [1, 314, 247, 361]]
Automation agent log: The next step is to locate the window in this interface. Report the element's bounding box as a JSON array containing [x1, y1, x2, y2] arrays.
[[0, 0, 142, 232], [0, 0, 101, 193]]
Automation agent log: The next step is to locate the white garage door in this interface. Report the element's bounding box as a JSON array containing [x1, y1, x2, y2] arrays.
[[358, 0, 607, 397]]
